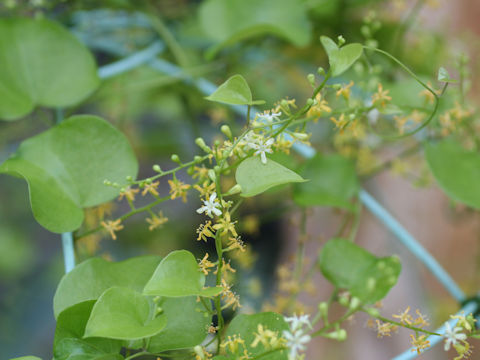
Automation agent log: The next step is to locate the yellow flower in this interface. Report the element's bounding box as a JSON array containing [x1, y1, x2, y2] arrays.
[[307, 93, 332, 121], [375, 320, 397, 338], [410, 334, 430, 354], [118, 186, 139, 202], [392, 306, 413, 325], [198, 253, 215, 275], [221, 334, 246, 354], [330, 114, 349, 133], [371, 83, 392, 108], [101, 219, 124, 240], [196, 221, 215, 242], [412, 309, 429, 328], [336, 81, 354, 100], [251, 324, 285, 350], [141, 181, 160, 196], [193, 181, 216, 198], [192, 166, 209, 181], [212, 211, 238, 237], [146, 211, 168, 231], [168, 179, 191, 202]]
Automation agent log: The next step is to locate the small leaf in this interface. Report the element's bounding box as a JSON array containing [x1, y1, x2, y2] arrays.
[[425, 139, 480, 209], [320, 36, 363, 77], [205, 74, 264, 105], [54, 256, 161, 318], [293, 154, 359, 209], [319, 238, 401, 303], [147, 296, 211, 352], [85, 287, 167, 340], [0, 115, 138, 233], [437, 67, 457, 83], [236, 156, 305, 197], [0, 18, 99, 121], [225, 312, 289, 360], [143, 250, 222, 297]]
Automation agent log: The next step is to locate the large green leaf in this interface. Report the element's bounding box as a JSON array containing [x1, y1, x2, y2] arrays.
[[54, 301, 122, 356], [144, 250, 222, 297], [225, 312, 289, 360], [320, 36, 363, 77], [293, 154, 359, 209], [147, 296, 211, 352], [199, 0, 311, 57], [0, 115, 138, 233], [54, 256, 161, 318], [425, 139, 480, 209], [236, 156, 305, 197], [319, 238, 401, 304], [54, 339, 123, 360], [84, 287, 167, 340], [0, 18, 99, 120], [205, 74, 264, 106]]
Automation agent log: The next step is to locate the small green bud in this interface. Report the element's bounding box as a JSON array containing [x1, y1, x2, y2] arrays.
[[281, 99, 289, 108], [365, 307, 380, 317], [195, 137, 211, 153], [208, 169, 216, 182], [187, 166, 195, 175], [349, 297, 361, 310], [361, 25, 371, 38], [317, 67, 325, 75], [338, 293, 350, 307], [155, 306, 163, 316], [214, 140, 221, 147], [213, 165, 221, 174], [103, 179, 111, 185], [194, 155, 203, 163], [171, 154, 181, 164], [325, 329, 347, 341], [307, 73, 316, 87], [221, 125, 232, 140], [225, 184, 242, 196], [318, 302, 329, 316], [125, 175, 133, 182], [306, 98, 315, 107], [337, 35, 346, 46], [292, 132, 309, 140], [152, 164, 162, 173]]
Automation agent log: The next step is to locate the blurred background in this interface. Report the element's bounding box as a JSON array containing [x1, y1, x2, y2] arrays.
[[0, 0, 479, 359]]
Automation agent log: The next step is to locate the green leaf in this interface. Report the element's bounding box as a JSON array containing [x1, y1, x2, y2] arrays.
[[147, 296, 211, 352], [437, 67, 457, 83], [54, 301, 122, 356], [320, 36, 363, 77], [0, 115, 138, 233], [225, 312, 289, 359], [9, 357, 42, 360], [319, 238, 401, 303], [205, 74, 264, 106], [293, 154, 359, 209], [425, 139, 480, 209], [85, 287, 167, 340], [199, 0, 311, 58], [143, 250, 222, 297], [54, 255, 161, 318], [54, 339, 123, 360], [0, 18, 99, 121], [236, 156, 305, 197]]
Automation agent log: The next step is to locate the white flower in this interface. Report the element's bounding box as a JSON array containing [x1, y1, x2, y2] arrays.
[[285, 314, 312, 332], [443, 322, 467, 351], [282, 329, 311, 360], [257, 110, 282, 122], [196, 192, 222, 218], [250, 138, 274, 164]]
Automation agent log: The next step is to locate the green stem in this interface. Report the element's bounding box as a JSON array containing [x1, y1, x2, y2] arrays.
[[367, 311, 441, 337], [214, 231, 225, 353]]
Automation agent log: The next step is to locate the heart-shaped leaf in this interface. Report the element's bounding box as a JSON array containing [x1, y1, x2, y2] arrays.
[[54, 301, 122, 355], [0, 18, 99, 121], [437, 67, 457, 83], [199, 0, 311, 58], [147, 296, 211, 352], [320, 36, 363, 77], [236, 156, 305, 197], [225, 312, 289, 360], [144, 250, 222, 297], [85, 287, 167, 340], [0, 115, 138, 233], [205, 74, 264, 106], [293, 154, 359, 209], [425, 139, 480, 209], [54, 256, 161, 318], [319, 238, 401, 304]]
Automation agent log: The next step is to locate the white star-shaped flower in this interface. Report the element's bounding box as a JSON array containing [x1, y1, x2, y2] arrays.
[[196, 192, 222, 218], [283, 329, 311, 360], [284, 314, 312, 332], [257, 110, 282, 122], [443, 322, 467, 351], [250, 138, 274, 164]]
